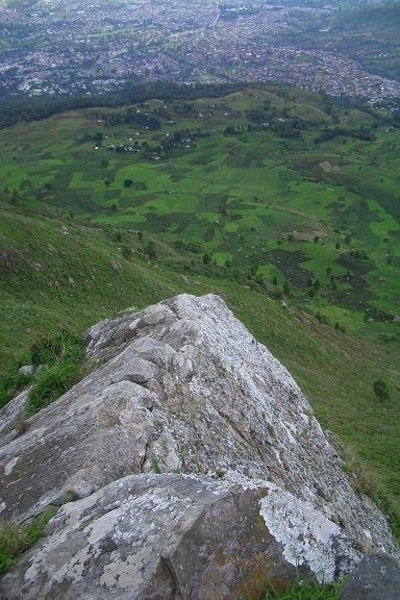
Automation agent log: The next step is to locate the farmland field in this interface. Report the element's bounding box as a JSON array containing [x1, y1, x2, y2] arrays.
[[1, 85, 400, 346]]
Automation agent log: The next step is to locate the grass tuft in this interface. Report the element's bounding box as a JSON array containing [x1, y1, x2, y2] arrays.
[[26, 331, 85, 416], [264, 578, 344, 599], [0, 507, 58, 575], [0, 368, 31, 410]]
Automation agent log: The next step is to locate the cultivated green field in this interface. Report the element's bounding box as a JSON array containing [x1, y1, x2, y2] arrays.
[[1, 85, 400, 538], [1, 86, 399, 344]]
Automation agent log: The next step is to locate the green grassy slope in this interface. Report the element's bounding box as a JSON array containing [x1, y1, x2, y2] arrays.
[[0, 207, 185, 369]]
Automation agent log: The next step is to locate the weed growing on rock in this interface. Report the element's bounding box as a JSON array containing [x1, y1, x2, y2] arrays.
[[0, 507, 58, 575], [26, 330, 85, 416], [14, 420, 30, 437], [150, 457, 162, 474]]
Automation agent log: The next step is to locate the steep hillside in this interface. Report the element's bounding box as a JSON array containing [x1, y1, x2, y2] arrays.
[[0, 207, 184, 371], [0, 204, 399, 541]]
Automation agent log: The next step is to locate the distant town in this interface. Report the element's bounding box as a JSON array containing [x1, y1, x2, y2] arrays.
[[1, 0, 400, 102]]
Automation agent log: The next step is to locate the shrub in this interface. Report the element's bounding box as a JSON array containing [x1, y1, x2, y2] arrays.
[[30, 331, 81, 367], [373, 379, 389, 402]]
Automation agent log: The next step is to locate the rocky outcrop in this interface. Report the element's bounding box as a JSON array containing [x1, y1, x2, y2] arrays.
[[0, 294, 398, 598], [0, 473, 314, 600]]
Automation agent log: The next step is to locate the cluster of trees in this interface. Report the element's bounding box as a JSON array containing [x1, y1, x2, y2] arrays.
[[245, 105, 310, 139], [314, 125, 376, 144], [103, 109, 161, 130], [173, 240, 203, 254], [123, 179, 147, 190], [219, 3, 261, 21]]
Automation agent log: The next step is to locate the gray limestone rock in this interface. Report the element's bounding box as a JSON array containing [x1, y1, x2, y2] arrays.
[[0, 294, 398, 596], [340, 554, 400, 600], [0, 389, 29, 438], [0, 473, 313, 600], [18, 365, 35, 377]]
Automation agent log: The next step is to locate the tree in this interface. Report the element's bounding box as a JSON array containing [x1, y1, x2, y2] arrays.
[[202, 253, 212, 265], [121, 246, 133, 261], [373, 380, 389, 402], [145, 241, 156, 260], [283, 279, 291, 296], [93, 131, 104, 144]]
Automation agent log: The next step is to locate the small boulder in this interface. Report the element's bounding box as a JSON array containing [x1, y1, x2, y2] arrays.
[[110, 261, 122, 273], [18, 365, 35, 377]]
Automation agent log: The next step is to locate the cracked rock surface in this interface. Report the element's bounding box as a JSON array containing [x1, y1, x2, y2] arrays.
[[0, 294, 398, 598]]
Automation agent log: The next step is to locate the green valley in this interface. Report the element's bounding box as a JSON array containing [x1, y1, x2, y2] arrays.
[[1, 85, 399, 344], [1, 84, 400, 540]]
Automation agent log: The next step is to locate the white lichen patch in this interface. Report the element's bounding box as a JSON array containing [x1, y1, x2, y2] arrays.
[[87, 506, 125, 545], [259, 489, 341, 582], [223, 470, 276, 492], [24, 530, 92, 586], [100, 548, 157, 591]]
